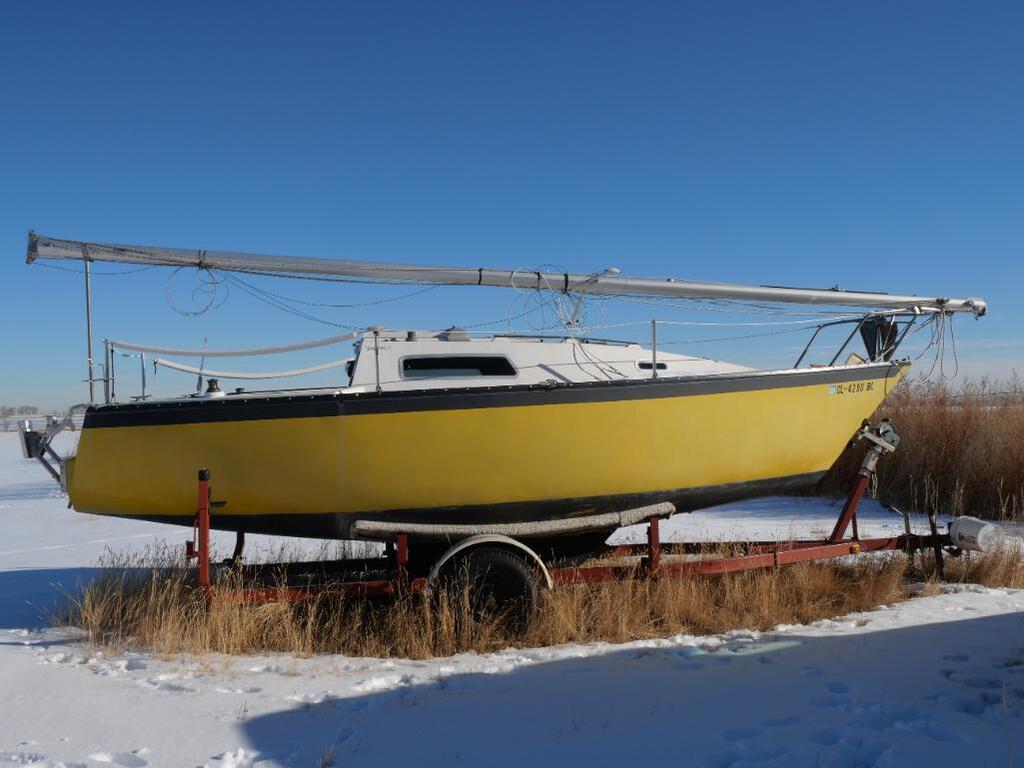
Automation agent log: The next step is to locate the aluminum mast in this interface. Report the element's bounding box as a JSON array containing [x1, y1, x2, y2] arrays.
[[26, 231, 987, 315]]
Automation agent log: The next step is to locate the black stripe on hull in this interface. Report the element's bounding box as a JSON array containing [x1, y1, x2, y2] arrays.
[[83, 362, 904, 428], [85, 471, 827, 540]]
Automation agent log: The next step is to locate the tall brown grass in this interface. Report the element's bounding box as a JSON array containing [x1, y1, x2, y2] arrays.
[[909, 542, 1024, 589], [62, 543, 1024, 661], [822, 377, 1024, 521]]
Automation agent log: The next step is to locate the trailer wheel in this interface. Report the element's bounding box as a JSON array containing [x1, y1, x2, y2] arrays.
[[437, 546, 540, 634]]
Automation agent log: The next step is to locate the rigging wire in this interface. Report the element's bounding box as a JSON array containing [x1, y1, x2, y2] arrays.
[[35, 262, 158, 276], [599, 292, 899, 317], [223, 272, 442, 308], [164, 267, 230, 317], [585, 316, 860, 330], [220, 272, 361, 330], [948, 314, 960, 379], [654, 325, 823, 346], [218, 267, 445, 287]]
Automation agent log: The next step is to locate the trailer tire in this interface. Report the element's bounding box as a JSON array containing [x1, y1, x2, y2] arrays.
[[437, 546, 540, 635]]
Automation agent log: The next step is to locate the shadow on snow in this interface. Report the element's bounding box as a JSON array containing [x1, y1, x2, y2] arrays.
[[0, 567, 106, 629], [236, 612, 1024, 768]]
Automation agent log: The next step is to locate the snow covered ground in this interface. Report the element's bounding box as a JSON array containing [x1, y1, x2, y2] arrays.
[[2, 431, 1024, 767]]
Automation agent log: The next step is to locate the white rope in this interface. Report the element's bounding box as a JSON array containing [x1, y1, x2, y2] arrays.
[[109, 331, 358, 358], [152, 358, 349, 380]]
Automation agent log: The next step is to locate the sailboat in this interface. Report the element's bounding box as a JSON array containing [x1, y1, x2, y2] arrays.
[[26, 232, 986, 544]]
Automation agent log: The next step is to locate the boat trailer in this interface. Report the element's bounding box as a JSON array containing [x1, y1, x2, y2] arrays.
[[182, 421, 1003, 626]]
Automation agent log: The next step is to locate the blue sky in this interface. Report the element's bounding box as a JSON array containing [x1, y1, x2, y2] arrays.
[[1, 2, 1021, 409]]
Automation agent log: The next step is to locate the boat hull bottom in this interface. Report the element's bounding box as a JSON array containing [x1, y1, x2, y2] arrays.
[[79, 471, 826, 540]]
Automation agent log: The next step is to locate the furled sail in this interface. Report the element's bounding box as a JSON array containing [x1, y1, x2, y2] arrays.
[[26, 231, 987, 315]]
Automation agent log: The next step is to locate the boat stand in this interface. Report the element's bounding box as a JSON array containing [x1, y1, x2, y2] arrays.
[[182, 422, 958, 612]]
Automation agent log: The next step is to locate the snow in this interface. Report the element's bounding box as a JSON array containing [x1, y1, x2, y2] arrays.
[[2, 431, 1024, 767]]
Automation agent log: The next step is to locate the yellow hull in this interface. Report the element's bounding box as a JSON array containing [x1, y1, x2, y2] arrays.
[[68, 363, 905, 537]]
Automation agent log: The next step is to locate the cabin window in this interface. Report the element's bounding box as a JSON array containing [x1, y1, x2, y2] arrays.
[[637, 361, 668, 370], [401, 356, 517, 379]]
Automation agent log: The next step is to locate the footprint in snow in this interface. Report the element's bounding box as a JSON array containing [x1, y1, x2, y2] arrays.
[[286, 692, 332, 705], [88, 748, 148, 767], [824, 681, 851, 694], [0, 752, 47, 765], [809, 696, 853, 711], [964, 677, 1003, 690], [956, 697, 994, 716], [826, 738, 892, 767], [701, 740, 785, 768], [721, 728, 761, 742], [671, 646, 705, 660], [801, 665, 822, 678], [210, 748, 254, 768], [138, 679, 196, 693], [333, 723, 355, 745], [761, 716, 802, 728], [808, 726, 844, 746]]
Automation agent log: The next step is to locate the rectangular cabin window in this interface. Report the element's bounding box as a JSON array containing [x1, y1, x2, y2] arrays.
[[638, 361, 668, 370], [401, 356, 517, 379]]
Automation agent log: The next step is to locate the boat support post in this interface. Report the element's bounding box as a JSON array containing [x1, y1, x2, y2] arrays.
[[829, 420, 900, 544], [927, 508, 945, 578], [644, 515, 661, 575], [186, 469, 212, 593]]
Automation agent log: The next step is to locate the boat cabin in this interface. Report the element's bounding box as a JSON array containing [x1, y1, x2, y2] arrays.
[[342, 329, 751, 393]]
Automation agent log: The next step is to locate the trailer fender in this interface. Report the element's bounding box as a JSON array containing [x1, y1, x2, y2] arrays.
[[426, 534, 554, 591]]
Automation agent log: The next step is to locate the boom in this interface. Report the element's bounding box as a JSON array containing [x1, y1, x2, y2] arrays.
[[26, 231, 987, 315]]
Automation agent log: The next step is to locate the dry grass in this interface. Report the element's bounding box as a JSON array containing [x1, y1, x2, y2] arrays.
[[909, 542, 1024, 590], [61, 543, 1024, 661], [822, 377, 1024, 521]]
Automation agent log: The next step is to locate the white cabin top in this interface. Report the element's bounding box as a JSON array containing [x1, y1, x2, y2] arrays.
[[142, 329, 756, 404], [343, 329, 751, 393]]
